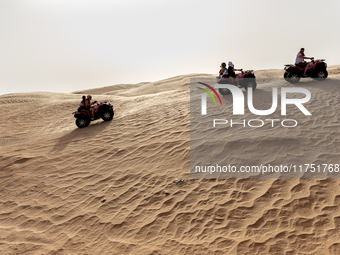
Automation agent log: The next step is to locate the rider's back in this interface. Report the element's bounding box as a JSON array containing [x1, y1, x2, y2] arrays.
[[295, 52, 304, 64]]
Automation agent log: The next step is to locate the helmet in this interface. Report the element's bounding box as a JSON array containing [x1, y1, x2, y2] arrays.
[[228, 61, 233, 67], [220, 62, 226, 68]]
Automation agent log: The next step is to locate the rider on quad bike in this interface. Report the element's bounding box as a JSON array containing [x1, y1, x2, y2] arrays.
[[295, 48, 314, 77], [284, 48, 328, 83], [226, 61, 243, 88], [217, 62, 257, 95], [73, 96, 114, 128]]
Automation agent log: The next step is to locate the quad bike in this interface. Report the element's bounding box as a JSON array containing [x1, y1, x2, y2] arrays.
[[284, 58, 328, 83], [216, 69, 257, 95], [73, 101, 114, 128]]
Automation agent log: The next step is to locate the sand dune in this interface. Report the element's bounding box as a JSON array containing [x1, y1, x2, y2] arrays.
[[1, 67, 340, 254]]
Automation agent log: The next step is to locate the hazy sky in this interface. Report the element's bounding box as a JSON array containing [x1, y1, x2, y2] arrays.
[[1, 0, 339, 95]]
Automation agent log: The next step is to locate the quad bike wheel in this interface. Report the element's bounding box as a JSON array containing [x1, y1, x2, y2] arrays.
[[243, 79, 257, 91], [102, 110, 114, 121], [218, 88, 231, 95], [312, 70, 328, 81], [76, 117, 90, 128], [284, 71, 300, 83]]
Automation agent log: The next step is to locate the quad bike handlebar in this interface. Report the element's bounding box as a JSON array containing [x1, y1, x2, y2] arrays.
[[310, 57, 326, 62], [239, 69, 254, 73]]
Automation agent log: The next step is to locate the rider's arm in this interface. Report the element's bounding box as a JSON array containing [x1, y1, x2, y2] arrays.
[[299, 53, 312, 60]]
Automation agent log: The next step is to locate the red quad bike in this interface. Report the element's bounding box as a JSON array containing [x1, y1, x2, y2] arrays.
[[284, 58, 328, 83], [216, 69, 257, 95], [73, 101, 114, 128]]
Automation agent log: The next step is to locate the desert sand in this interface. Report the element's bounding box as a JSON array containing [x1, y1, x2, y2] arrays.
[[0, 67, 340, 254]]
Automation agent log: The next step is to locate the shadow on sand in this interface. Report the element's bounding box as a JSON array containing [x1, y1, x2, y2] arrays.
[[50, 120, 112, 153]]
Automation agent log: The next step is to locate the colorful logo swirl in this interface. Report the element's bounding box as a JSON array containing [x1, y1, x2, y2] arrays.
[[196, 82, 222, 106]]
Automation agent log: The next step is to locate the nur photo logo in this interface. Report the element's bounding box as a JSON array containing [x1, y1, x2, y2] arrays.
[[197, 82, 312, 128]]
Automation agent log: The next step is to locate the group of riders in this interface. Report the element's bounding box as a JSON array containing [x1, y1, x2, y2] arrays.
[[218, 47, 314, 83], [78, 95, 96, 120], [218, 61, 243, 88]]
